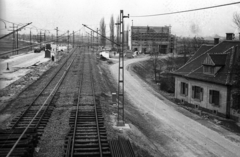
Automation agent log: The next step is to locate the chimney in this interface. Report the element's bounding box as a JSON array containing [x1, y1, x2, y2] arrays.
[[214, 38, 219, 45], [226, 33, 234, 40]]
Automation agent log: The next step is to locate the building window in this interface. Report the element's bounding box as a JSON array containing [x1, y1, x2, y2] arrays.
[[180, 82, 188, 96], [204, 66, 214, 74], [232, 94, 240, 110], [192, 86, 203, 101], [209, 90, 220, 106]]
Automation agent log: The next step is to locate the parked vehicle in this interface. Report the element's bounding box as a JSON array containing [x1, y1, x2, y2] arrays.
[[33, 46, 41, 53], [33, 44, 45, 53]]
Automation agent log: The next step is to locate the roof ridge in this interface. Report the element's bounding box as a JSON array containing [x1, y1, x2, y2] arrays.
[[176, 41, 221, 72]]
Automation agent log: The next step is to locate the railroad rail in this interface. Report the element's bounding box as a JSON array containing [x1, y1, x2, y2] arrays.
[[64, 49, 111, 156], [0, 47, 80, 157]]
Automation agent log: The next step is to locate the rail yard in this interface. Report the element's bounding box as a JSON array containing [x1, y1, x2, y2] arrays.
[[2, 1, 240, 157], [0, 47, 135, 157]]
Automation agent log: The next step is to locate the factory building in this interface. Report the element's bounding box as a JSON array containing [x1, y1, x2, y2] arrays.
[[131, 26, 173, 54]]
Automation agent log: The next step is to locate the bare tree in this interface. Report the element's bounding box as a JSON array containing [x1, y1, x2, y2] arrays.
[[192, 36, 205, 52], [126, 24, 129, 49], [100, 18, 106, 47], [116, 16, 120, 47], [109, 15, 114, 48], [150, 41, 159, 81], [233, 12, 240, 31]]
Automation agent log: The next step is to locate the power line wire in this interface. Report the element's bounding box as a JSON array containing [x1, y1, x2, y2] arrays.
[[130, 1, 240, 17]]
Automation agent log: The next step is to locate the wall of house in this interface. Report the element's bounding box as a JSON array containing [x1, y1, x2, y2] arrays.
[[175, 76, 228, 116]]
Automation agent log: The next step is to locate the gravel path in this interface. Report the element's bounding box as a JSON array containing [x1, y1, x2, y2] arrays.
[[109, 56, 240, 157]]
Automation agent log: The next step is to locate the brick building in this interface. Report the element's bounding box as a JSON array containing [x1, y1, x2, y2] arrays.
[[131, 26, 173, 54], [172, 34, 240, 121]]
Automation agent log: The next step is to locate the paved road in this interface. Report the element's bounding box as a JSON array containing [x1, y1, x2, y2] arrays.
[[109, 56, 240, 157]]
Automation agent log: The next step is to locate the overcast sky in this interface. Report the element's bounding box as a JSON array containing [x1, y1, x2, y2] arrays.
[[1, 0, 240, 37]]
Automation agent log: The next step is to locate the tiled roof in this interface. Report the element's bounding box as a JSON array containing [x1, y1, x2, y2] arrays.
[[209, 54, 227, 66], [187, 45, 213, 63], [173, 40, 240, 85]]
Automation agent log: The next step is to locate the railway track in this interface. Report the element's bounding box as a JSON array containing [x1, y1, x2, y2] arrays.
[[0, 47, 80, 157], [64, 49, 111, 157], [0, 46, 136, 157]]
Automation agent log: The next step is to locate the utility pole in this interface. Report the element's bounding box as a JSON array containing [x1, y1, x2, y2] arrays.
[[16, 26, 18, 54], [67, 30, 69, 52], [30, 30, 32, 50], [73, 31, 74, 48], [117, 10, 129, 126], [82, 33, 83, 47], [44, 31, 46, 42], [93, 31, 94, 53], [97, 28, 98, 52], [88, 33, 89, 49], [40, 31, 42, 43], [9, 24, 16, 52], [55, 27, 58, 51], [91, 31, 93, 52]]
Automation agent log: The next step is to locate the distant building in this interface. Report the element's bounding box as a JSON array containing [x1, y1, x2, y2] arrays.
[[172, 33, 240, 121], [131, 26, 173, 54]]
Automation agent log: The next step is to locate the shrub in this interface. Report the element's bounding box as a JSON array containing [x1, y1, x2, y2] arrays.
[[159, 76, 175, 93]]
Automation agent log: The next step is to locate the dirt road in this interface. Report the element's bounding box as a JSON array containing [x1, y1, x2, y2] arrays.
[[109, 56, 240, 157]]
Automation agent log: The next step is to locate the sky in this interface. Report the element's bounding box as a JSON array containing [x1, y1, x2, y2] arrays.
[[1, 0, 240, 37]]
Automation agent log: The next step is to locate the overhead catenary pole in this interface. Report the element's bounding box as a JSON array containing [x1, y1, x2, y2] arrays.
[[97, 28, 98, 52], [30, 30, 32, 50], [40, 31, 42, 43], [9, 24, 16, 52], [44, 31, 46, 41], [16, 26, 19, 54], [87, 33, 89, 49], [73, 31, 74, 48], [0, 22, 32, 40], [93, 31, 94, 53], [117, 10, 129, 126], [67, 30, 69, 52], [55, 27, 58, 51]]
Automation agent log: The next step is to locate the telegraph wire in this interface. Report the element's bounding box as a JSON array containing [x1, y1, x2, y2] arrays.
[[131, 1, 240, 17]]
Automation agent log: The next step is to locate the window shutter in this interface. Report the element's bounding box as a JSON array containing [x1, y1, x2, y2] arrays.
[[200, 88, 203, 101], [186, 84, 188, 96], [215, 91, 220, 106], [180, 82, 182, 94], [192, 86, 195, 98], [209, 90, 212, 104]]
